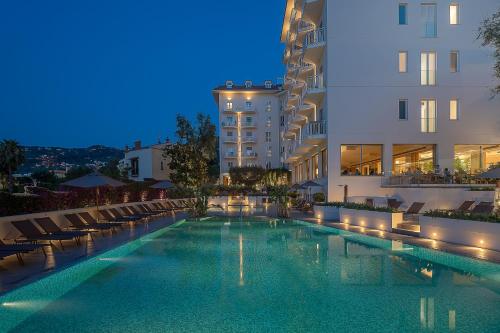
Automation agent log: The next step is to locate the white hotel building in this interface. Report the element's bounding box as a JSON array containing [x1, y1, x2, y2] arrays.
[[281, 0, 500, 206], [213, 81, 285, 185]]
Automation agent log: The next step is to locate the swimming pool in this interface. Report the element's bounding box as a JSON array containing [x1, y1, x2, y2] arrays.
[[1, 218, 499, 332]]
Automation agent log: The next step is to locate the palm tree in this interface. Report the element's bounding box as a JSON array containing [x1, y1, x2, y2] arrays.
[[0, 140, 25, 193]]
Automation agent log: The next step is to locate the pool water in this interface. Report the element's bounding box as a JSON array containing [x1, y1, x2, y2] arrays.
[[1, 218, 500, 333]]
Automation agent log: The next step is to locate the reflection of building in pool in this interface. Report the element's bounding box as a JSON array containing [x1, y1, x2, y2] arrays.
[[279, 0, 500, 207]]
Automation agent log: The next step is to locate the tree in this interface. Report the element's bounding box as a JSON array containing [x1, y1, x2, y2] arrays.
[[164, 114, 217, 188], [31, 168, 59, 190], [479, 10, 500, 94], [0, 140, 25, 193], [229, 166, 266, 188], [164, 114, 217, 217], [264, 168, 291, 187], [99, 159, 123, 180], [65, 166, 93, 181], [269, 185, 290, 218]]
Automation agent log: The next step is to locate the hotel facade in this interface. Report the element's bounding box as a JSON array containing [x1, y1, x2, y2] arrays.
[[213, 81, 285, 185], [281, 0, 500, 205]]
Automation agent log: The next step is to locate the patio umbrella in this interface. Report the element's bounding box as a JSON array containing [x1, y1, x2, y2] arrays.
[[61, 171, 125, 221], [290, 183, 305, 191], [301, 181, 323, 201], [476, 167, 500, 211]]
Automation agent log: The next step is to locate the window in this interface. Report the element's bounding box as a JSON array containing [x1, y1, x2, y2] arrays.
[[245, 101, 252, 110], [321, 149, 328, 177], [449, 99, 459, 120], [305, 159, 311, 180], [227, 131, 233, 137], [420, 99, 436, 133], [225, 80, 233, 88], [393, 145, 436, 174], [226, 100, 233, 110], [265, 132, 271, 142], [399, 99, 408, 120], [266, 116, 272, 127], [228, 162, 234, 168], [267, 146, 272, 157], [245, 131, 252, 138], [454, 145, 500, 174], [312, 154, 319, 179], [245, 80, 252, 88], [421, 4, 437, 37], [265, 80, 272, 89], [421, 52, 436, 86], [266, 161, 272, 169], [399, 4, 408, 25], [160, 161, 164, 171], [130, 158, 139, 177], [399, 51, 408, 73], [280, 115, 285, 127], [450, 51, 459, 73], [266, 101, 272, 112], [340, 145, 383, 176], [450, 4, 459, 25]]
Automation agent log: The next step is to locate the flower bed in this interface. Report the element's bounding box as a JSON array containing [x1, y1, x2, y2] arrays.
[[420, 215, 500, 251]]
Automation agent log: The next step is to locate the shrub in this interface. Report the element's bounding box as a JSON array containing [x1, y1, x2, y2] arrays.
[[312, 192, 325, 203], [424, 210, 500, 223], [315, 202, 398, 213]]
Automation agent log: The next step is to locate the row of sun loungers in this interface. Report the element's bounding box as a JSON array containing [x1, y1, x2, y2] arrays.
[[1, 199, 196, 265]]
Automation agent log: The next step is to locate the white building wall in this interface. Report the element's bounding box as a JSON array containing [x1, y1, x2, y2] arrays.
[[325, 0, 500, 201]]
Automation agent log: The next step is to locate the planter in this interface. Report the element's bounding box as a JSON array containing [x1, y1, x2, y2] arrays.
[[313, 205, 340, 220], [339, 208, 403, 231], [420, 216, 500, 251]]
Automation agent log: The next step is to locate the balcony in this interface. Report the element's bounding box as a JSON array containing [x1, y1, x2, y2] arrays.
[[241, 121, 257, 128], [223, 136, 237, 144], [221, 120, 237, 128], [298, 20, 315, 34], [223, 107, 235, 113], [304, 74, 325, 105], [243, 152, 258, 158], [235, 106, 256, 114], [241, 136, 256, 143], [303, 28, 326, 64], [224, 152, 238, 159], [301, 120, 327, 145], [302, 0, 324, 25]]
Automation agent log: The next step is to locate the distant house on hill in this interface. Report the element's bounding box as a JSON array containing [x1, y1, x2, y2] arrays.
[[121, 140, 172, 182]]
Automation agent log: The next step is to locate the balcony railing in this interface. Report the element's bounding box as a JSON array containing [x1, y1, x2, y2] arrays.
[[243, 152, 258, 158], [221, 121, 237, 127], [241, 121, 257, 127], [223, 136, 237, 143], [304, 28, 326, 48], [301, 120, 327, 141], [225, 152, 237, 158], [306, 74, 325, 91], [381, 173, 497, 187], [241, 136, 256, 143]]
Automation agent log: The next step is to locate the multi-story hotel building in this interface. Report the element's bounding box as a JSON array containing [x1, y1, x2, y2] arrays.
[[281, 0, 500, 206], [213, 81, 285, 185]]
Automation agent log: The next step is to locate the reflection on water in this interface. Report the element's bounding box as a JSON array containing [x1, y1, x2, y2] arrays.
[[7, 218, 500, 333]]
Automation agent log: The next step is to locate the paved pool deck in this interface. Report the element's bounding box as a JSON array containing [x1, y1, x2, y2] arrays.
[[0, 212, 188, 295]]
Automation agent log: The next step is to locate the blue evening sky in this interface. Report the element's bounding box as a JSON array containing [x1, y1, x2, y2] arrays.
[[0, 0, 285, 148]]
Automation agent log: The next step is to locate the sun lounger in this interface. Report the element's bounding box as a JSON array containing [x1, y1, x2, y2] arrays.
[[150, 202, 171, 213], [79, 212, 123, 228], [0, 239, 45, 264], [454, 200, 475, 213], [137, 204, 161, 215], [129, 205, 156, 217], [34, 217, 91, 244], [387, 198, 402, 210], [64, 213, 112, 231], [108, 208, 143, 222], [11, 220, 76, 250], [403, 202, 425, 221], [121, 206, 150, 218], [471, 202, 494, 215], [99, 209, 137, 224]]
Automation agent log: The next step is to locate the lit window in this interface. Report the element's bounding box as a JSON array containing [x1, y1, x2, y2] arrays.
[[450, 99, 459, 120], [399, 4, 408, 25], [265, 132, 272, 142], [421, 99, 436, 133], [226, 101, 233, 110], [450, 4, 459, 25], [398, 51, 408, 73], [421, 4, 437, 37], [421, 52, 436, 86], [340, 145, 383, 176], [450, 51, 459, 73], [399, 99, 408, 120]]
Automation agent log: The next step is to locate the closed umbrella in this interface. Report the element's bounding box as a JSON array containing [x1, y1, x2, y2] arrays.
[[61, 171, 125, 221]]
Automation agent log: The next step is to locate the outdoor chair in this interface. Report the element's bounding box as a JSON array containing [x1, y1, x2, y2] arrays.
[[78, 212, 123, 229], [470, 202, 494, 215], [0, 239, 45, 265], [403, 202, 425, 221], [99, 210, 134, 224], [34, 217, 92, 244], [11, 219, 76, 250], [387, 198, 402, 210], [109, 208, 142, 222], [64, 213, 113, 232]]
